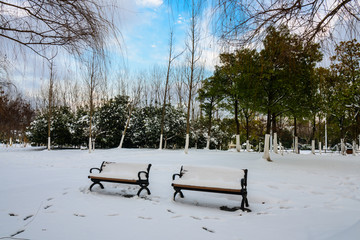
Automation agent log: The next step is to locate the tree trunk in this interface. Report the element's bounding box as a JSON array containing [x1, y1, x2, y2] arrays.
[[88, 112, 92, 153], [184, 6, 196, 154], [271, 113, 277, 134], [311, 115, 316, 142], [47, 62, 54, 151], [246, 140, 250, 152], [340, 138, 346, 155], [273, 132, 278, 154], [262, 134, 271, 161], [311, 140, 315, 154], [294, 116, 299, 154], [266, 109, 271, 134], [119, 104, 133, 149], [206, 104, 212, 150], [352, 140, 356, 156], [294, 136, 299, 154], [160, 30, 179, 150], [246, 115, 249, 141], [185, 134, 190, 154], [235, 99, 241, 152]]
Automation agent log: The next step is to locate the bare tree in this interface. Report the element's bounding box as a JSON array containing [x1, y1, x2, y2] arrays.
[[184, 0, 203, 154], [47, 60, 55, 150], [173, 65, 187, 108], [149, 65, 164, 106], [159, 30, 184, 150], [213, 0, 360, 47], [119, 78, 143, 148], [84, 50, 105, 153], [0, 0, 118, 59]]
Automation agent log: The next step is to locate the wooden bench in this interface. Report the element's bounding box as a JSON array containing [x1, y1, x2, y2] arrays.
[[88, 161, 151, 196], [172, 165, 249, 211]]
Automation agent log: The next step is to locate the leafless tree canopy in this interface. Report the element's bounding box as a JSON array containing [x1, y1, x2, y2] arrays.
[[0, 0, 115, 58], [213, 0, 360, 46]]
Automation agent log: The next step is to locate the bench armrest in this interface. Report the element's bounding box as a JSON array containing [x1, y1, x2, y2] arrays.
[[172, 173, 182, 180], [172, 166, 184, 180], [90, 168, 101, 173], [138, 171, 149, 180]]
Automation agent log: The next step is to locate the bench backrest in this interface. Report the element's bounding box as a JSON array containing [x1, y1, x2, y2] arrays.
[[178, 165, 247, 189], [100, 161, 150, 177]]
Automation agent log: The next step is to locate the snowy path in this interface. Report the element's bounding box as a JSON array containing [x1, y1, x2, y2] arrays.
[[0, 147, 359, 239]]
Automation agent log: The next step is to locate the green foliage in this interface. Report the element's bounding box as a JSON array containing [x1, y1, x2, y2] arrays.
[[27, 112, 48, 145], [128, 104, 186, 148], [28, 106, 73, 147], [258, 25, 322, 131], [324, 39, 360, 140], [71, 107, 89, 147], [95, 95, 129, 148]]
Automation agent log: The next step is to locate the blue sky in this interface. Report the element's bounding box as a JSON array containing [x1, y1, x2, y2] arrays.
[[108, 0, 219, 73], [5, 0, 220, 96]]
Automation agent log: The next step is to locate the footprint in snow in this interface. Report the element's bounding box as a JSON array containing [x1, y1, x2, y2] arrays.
[[10, 229, 25, 237], [24, 215, 33, 221], [138, 216, 152, 220], [74, 213, 86, 217], [47, 198, 53, 201], [191, 216, 201, 220], [202, 227, 215, 233], [167, 209, 175, 214], [107, 213, 119, 216], [279, 206, 292, 210], [44, 205, 52, 210], [9, 213, 18, 217]]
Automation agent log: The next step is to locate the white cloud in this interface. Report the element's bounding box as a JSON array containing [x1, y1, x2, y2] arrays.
[[136, 0, 163, 8], [151, 44, 157, 48]]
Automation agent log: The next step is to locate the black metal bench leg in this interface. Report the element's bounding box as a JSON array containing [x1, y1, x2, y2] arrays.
[[89, 181, 104, 191], [245, 196, 249, 207], [137, 186, 151, 196], [241, 197, 245, 211], [173, 189, 184, 201]]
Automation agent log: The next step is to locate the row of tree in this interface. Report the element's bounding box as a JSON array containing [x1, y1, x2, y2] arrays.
[[198, 25, 360, 154], [28, 96, 190, 149]]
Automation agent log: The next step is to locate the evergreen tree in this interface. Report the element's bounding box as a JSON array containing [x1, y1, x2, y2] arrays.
[[71, 107, 89, 148], [28, 106, 73, 147], [95, 95, 129, 148], [198, 75, 224, 149], [325, 39, 360, 143]]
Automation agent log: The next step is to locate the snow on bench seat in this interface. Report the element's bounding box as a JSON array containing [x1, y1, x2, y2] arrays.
[[172, 165, 245, 190], [88, 161, 151, 196], [172, 165, 249, 211]]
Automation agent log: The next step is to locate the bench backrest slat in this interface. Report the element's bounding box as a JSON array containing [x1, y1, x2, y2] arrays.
[[100, 162, 150, 177], [173, 165, 246, 190], [181, 165, 245, 181]]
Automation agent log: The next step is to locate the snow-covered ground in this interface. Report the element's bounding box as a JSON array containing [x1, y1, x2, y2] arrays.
[[0, 146, 359, 240]]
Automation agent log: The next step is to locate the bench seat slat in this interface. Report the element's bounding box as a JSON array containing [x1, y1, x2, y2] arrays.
[[89, 175, 138, 183], [172, 183, 243, 193]]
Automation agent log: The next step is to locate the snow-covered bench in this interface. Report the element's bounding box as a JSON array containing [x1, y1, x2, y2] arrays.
[[172, 165, 249, 211], [88, 161, 152, 196]]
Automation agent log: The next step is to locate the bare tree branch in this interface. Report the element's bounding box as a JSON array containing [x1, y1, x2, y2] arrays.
[[0, 0, 118, 59], [212, 0, 360, 47]]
